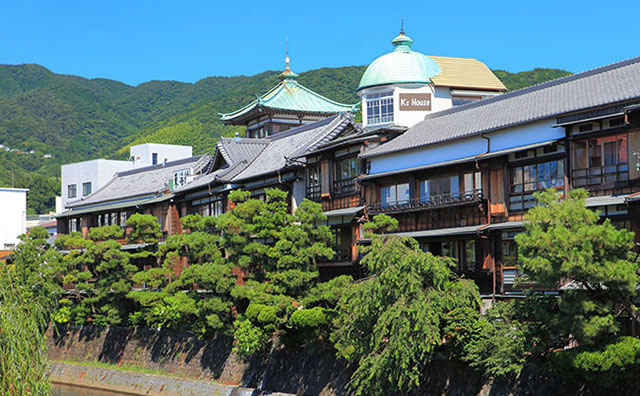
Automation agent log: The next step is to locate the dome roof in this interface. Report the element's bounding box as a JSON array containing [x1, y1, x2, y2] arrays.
[[357, 33, 441, 91]]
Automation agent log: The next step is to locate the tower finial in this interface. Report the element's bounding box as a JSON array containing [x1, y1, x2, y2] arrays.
[[285, 37, 290, 70], [400, 16, 404, 35], [280, 37, 298, 80]]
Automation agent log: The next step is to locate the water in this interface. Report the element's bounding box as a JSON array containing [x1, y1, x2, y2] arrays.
[[52, 383, 131, 396]]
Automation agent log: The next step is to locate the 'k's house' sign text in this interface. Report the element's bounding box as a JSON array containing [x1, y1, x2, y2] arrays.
[[399, 93, 432, 111]]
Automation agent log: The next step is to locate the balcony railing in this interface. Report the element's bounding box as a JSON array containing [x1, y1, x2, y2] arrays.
[[367, 190, 484, 214], [333, 178, 357, 196], [573, 164, 628, 187], [306, 185, 321, 200]]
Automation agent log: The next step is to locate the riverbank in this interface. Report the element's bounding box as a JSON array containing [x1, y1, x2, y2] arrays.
[[50, 362, 294, 396]]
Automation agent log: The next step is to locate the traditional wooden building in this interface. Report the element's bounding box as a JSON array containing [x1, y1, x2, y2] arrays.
[[57, 154, 213, 243], [220, 49, 356, 138], [359, 57, 640, 299]]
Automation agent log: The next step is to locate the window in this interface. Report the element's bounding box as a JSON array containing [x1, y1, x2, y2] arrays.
[[419, 176, 459, 202], [334, 157, 359, 195], [152, 152, 158, 165], [120, 211, 128, 227], [67, 184, 77, 199], [197, 200, 224, 217], [380, 183, 410, 206], [452, 95, 481, 106], [421, 240, 477, 272], [609, 117, 625, 128], [336, 157, 359, 181], [573, 134, 628, 186], [463, 172, 483, 196], [3, 243, 15, 250], [110, 212, 118, 226], [510, 159, 564, 211], [82, 182, 92, 196], [306, 165, 321, 199], [366, 91, 394, 125]]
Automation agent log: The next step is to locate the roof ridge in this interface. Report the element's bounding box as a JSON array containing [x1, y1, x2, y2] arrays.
[[423, 56, 640, 122], [298, 113, 350, 156], [219, 80, 286, 118], [116, 155, 202, 177], [286, 79, 357, 109], [266, 115, 338, 141]]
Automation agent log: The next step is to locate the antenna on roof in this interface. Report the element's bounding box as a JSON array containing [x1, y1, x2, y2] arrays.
[[400, 16, 405, 35]]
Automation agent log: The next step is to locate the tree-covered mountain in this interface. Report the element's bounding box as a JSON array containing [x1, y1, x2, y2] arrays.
[[0, 63, 570, 213]]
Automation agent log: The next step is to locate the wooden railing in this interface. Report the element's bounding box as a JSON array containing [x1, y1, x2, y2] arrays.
[[306, 185, 321, 200], [367, 190, 484, 214], [333, 178, 357, 196]]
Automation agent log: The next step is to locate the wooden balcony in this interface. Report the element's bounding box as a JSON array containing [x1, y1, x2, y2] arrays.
[[306, 185, 321, 201], [367, 190, 484, 215], [333, 178, 357, 196]]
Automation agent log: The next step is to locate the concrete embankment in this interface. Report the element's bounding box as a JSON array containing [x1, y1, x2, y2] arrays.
[[50, 362, 293, 396]]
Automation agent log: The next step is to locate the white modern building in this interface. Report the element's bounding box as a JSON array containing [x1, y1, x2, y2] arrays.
[[0, 187, 28, 250], [61, 143, 193, 208], [357, 30, 506, 129]]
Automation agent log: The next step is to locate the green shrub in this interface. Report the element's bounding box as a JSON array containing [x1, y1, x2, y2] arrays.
[[233, 319, 269, 357], [548, 336, 640, 390], [289, 307, 329, 330]]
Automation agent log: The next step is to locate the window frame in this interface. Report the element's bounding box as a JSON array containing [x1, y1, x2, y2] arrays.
[[366, 91, 394, 125], [67, 184, 77, 199], [572, 133, 628, 187], [82, 182, 92, 197], [509, 159, 564, 212], [379, 182, 410, 207]]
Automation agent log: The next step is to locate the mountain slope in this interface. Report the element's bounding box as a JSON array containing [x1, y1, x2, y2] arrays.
[[0, 64, 570, 213]]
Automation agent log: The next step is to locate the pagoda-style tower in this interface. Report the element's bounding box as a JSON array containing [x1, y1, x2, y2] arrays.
[[220, 44, 357, 138]]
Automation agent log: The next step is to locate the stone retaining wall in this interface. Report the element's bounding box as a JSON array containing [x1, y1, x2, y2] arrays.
[[50, 362, 292, 396], [47, 325, 351, 396]]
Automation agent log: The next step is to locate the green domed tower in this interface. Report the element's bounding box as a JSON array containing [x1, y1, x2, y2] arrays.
[[358, 29, 506, 129]]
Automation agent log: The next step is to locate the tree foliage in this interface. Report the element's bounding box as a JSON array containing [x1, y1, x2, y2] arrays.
[[332, 215, 481, 395], [516, 189, 638, 345]]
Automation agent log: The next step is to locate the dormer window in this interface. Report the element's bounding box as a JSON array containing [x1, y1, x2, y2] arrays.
[[366, 91, 394, 125]]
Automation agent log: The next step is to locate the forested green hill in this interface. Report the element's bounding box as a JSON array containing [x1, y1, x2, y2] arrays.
[[0, 64, 569, 213]]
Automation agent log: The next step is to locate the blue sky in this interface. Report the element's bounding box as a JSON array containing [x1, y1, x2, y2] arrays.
[[0, 0, 637, 86]]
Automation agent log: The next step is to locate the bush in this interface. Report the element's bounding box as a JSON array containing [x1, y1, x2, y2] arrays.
[[289, 307, 330, 330], [233, 319, 269, 357], [548, 336, 640, 390]]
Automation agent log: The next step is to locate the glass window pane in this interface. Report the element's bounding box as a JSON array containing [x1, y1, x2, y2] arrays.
[[604, 141, 617, 165], [475, 172, 482, 193], [397, 183, 410, 203], [589, 140, 602, 167], [619, 137, 628, 164], [574, 141, 588, 169], [420, 180, 429, 202], [450, 176, 459, 198], [380, 186, 390, 205], [524, 165, 536, 191], [511, 167, 523, 193]]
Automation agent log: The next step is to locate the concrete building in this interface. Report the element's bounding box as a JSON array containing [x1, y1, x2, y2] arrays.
[[0, 187, 28, 250], [61, 143, 193, 209], [357, 30, 505, 129]]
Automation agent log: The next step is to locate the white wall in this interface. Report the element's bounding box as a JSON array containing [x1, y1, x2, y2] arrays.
[[0, 188, 27, 250], [129, 143, 192, 166], [360, 83, 501, 129], [61, 159, 133, 208], [61, 144, 194, 209]]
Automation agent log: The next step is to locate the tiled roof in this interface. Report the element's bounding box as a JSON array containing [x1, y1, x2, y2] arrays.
[[362, 57, 640, 159], [219, 78, 356, 123], [177, 114, 357, 192], [67, 156, 204, 207], [429, 56, 506, 91], [231, 114, 351, 182]]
